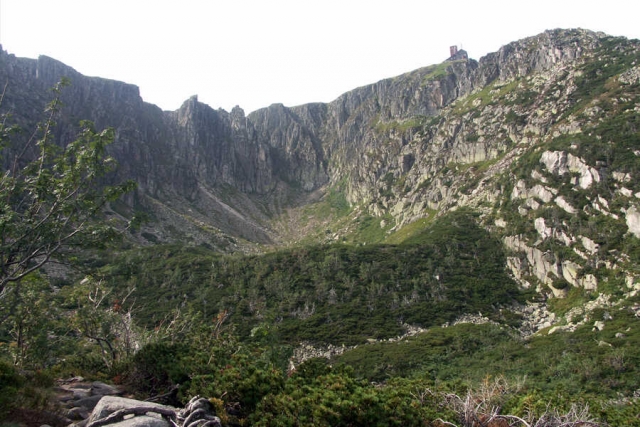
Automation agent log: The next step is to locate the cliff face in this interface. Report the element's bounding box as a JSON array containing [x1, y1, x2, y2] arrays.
[[2, 28, 640, 311], [0, 29, 597, 199], [249, 102, 328, 191], [312, 29, 602, 207], [240, 29, 601, 211], [331, 29, 640, 313], [0, 49, 282, 244]]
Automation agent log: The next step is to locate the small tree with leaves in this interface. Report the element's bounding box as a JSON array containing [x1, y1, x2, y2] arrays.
[[0, 79, 136, 316]]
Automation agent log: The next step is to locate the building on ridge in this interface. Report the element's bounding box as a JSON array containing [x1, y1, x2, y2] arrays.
[[447, 45, 468, 61]]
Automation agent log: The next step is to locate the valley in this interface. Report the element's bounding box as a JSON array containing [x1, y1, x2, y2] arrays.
[[1, 28, 640, 426]]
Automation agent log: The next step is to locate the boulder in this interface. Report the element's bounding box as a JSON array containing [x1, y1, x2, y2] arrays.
[[540, 150, 600, 189], [593, 321, 605, 331], [624, 206, 640, 238], [96, 416, 171, 427], [88, 396, 176, 427], [92, 381, 124, 397], [68, 406, 91, 421], [555, 196, 577, 214], [178, 397, 222, 427], [75, 395, 105, 411]]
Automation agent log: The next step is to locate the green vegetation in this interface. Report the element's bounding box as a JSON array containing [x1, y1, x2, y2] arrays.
[[422, 62, 451, 83], [332, 316, 640, 425], [0, 79, 136, 298], [325, 186, 351, 217], [384, 213, 436, 244], [454, 79, 522, 115], [336, 316, 640, 399], [0, 82, 138, 423], [253, 367, 444, 426], [99, 210, 523, 346], [4, 35, 640, 427], [374, 116, 427, 135], [290, 180, 354, 244], [568, 36, 640, 112], [348, 213, 393, 243]]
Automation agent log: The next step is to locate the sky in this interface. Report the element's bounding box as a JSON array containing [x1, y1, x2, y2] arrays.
[[1, 0, 639, 114]]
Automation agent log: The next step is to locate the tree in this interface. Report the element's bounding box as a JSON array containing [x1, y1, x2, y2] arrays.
[[0, 79, 136, 308], [0, 273, 62, 368], [66, 277, 141, 370]]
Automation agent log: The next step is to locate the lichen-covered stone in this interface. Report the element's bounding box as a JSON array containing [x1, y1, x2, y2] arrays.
[[88, 396, 175, 426]]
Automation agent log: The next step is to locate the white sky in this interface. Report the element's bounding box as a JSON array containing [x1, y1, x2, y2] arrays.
[[1, 0, 639, 114]]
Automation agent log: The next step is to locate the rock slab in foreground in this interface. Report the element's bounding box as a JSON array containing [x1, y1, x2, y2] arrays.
[[87, 396, 176, 427]]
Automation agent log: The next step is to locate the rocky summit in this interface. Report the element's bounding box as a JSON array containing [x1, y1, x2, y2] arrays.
[[2, 27, 640, 302]]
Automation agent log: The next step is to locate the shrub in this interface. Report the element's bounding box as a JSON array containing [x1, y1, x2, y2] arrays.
[[0, 361, 23, 418], [123, 342, 190, 400]]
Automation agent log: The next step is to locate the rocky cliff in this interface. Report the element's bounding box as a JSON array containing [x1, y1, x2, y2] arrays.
[[0, 50, 280, 245], [2, 28, 640, 308]]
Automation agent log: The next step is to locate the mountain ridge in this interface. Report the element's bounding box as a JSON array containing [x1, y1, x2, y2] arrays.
[[3, 28, 640, 424], [2, 29, 640, 285]]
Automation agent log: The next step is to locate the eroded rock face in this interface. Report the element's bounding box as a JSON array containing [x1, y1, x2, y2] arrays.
[[624, 206, 640, 238], [540, 151, 600, 189], [618, 65, 640, 85], [561, 261, 598, 291], [0, 49, 281, 245], [512, 180, 557, 203], [504, 235, 565, 296], [0, 29, 608, 248]]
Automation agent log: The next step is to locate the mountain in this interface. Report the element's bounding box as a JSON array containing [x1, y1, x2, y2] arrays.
[[2, 28, 640, 311], [4, 27, 640, 425]]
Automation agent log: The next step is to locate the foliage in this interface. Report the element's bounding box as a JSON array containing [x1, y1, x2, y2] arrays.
[[0, 79, 136, 301], [336, 312, 640, 404], [568, 36, 640, 111], [252, 366, 442, 426], [3, 36, 640, 427], [384, 214, 435, 244], [349, 213, 393, 243], [102, 210, 523, 346], [94, 314, 640, 426], [0, 273, 69, 369], [303, 180, 351, 222], [125, 341, 191, 398], [422, 62, 452, 82], [0, 360, 22, 418], [188, 349, 285, 421], [64, 277, 142, 370], [374, 116, 427, 134], [0, 361, 55, 423], [0, 81, 138, 423], [325, 186, 351, 217]]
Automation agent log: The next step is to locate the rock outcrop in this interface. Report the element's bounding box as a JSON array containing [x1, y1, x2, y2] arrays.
[[87, 396, 177, 427], [56, 378, 125, 425], [60, 394, 223, 427], [0, 29, 612, 250]]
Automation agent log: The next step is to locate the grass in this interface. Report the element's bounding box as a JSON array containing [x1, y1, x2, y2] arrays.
[[452, 78, 526, 117], [374, 116, 428, 135], [422, 63, 451, 83], [547, 287, 598, 317], [384, 213, 437, 244], [348, 214, 394, 244]]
